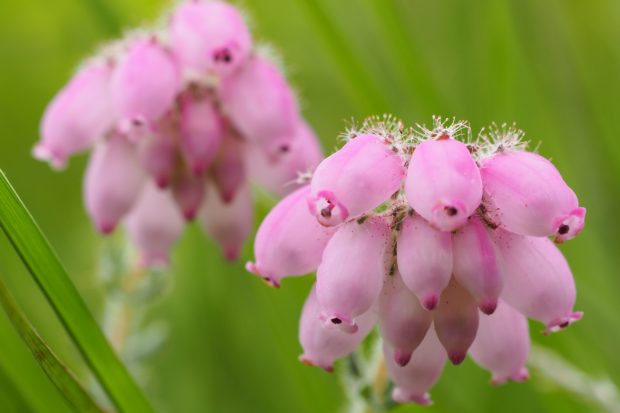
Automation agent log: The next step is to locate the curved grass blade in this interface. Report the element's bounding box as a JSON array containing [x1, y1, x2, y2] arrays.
[[0, 361, 37, 413], [0, 277, 106, 413], [0, 171, 153, 413]]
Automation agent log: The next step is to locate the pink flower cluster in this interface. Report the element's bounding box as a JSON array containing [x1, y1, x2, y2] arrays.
[[247, 116, 586, 405], [34, 0, 322, 267]]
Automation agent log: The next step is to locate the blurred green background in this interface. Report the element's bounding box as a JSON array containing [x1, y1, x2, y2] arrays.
[[1, 0, 619, 412]]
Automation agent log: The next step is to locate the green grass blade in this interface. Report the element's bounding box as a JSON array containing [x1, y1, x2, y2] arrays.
[[0, 361, 37, 413], [0, 171, 153, 413], [0, 277, 106, 413]]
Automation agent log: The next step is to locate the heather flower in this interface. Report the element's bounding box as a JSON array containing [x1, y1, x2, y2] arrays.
[[247, 116, 586, 405], [34, 0, 322, 268]]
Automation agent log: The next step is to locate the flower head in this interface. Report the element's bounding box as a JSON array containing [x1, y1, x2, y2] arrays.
[[247, 115, 585, 405], [34, 0, 322, 267]]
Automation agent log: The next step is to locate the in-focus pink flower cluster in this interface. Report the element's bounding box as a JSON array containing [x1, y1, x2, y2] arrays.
[[246, 116, 586, 405], [34, 0, 322, 267]]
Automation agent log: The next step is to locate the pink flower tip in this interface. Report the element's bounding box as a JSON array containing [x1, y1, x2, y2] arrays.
[[554, 207, 586, 243], [183, 208, 198, 221], [32, 144, 66, 170], [245, 262, 281, 288], [543, 311, 583, 335], [320, 313, 358, 334], [298, 355, 334, 372], [430, 200, 468, 232], [392, 388, 433, 406], [155, 176, 170, 189], [394, 350, 413, 367], [448, 351, 467, 365], [97, 222, 117, 235], [307, 191, 349, 227], [479, 299, 498, 315], [223, 245, 240, 261], [422, 294, 439, 311], [491, 367, 530, 386]]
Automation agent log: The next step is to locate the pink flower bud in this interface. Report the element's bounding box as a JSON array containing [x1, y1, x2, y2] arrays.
[[84, 134, 145, 234], [111, 39, 180, 139], [245, 121, 323, 197], [124, 183, 185, 268], [180, 94, 223, 175], [396, 214, 452, 310], [308, 134, 405, 226], [211, 132, 246, 203], [469, 300, 530, 385], [405, 138, 482, 232], [219, 56, 299, 160], [492, 229, 582, 333], [480, 150, 586, 242], [434, 278, 479, 365], [35, 62, 114, 169], [299, 285, 376, 372], [198, 182, 253, 261], [316, 216, 390, 333], [246, 185, 335, 288], [169, 0, 252, 79], [385, 328, 446, 406], [453, 216, 504, 315], [171, 167, 206, 221], [137, 116, 177, 188], [379, 272, 432, 366]]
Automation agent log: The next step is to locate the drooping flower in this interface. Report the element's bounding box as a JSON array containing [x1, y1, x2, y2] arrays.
[[247, 116, 585, 405], [34, 0, 322, 268]]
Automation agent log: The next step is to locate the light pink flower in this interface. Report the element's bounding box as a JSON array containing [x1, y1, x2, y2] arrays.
[[453, 215, 504, 315], [397, 214, 452, 310], [299, 285, 376, 372], [35, 61, 114, 169], [110, 38, 180, 140], [379, 272, 431, 366], [492, 229, 582, 333], [124, 183, 185, 268], [385, 328, 446, 406], [308, 134, 405, 226], [198, 182, 253, 261], [170, 0, 252, 79], [469, 300, 530, 385], [316, 216, 390, 333], [480, 150, 586, 242], [405, 137, 482, 232], [246, 185, 335, 287], [84, 134, 145, 234]]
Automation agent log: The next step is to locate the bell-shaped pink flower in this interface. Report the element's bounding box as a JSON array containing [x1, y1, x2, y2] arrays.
[[137, 115, 177, 188], [493, 229, 582, 333], [308, 134, 405, 226], [84, 134, 145, 234], [124, 183, 185, 268], [379, 272, 432, 366], [35, 61, 114, 169], [218, 56, 299, 160], [211, 132, 246, 203], [179, 93, 223, 175], [469, 300, 530, 385], [433, 278, 479, 365], [198, 182, 253, 261], [111, 38, 180, 139], [385, 328, 446, 405], [299, 285, 376, 372], [405, 138, 482, 232], [169, 0, 252, 79], [171, 167, 206, 221], [245, 121, 323, 196], [316, 216, 390, 333], [480, 150, 586, 242], [246, 185, 335, 288], [396, 214, 452, 310], [453, 216, 504, 315]]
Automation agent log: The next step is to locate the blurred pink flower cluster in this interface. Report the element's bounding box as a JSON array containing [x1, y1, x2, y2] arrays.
[[247, 116, 586, 405], [34, 0, 322, 267]]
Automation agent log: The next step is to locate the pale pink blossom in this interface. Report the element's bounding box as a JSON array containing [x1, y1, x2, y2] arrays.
[[480, 150, 586, 242]]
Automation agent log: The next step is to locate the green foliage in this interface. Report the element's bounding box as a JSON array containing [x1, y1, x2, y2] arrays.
[[0, 0, 619, 412]]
